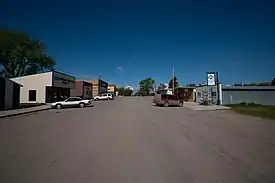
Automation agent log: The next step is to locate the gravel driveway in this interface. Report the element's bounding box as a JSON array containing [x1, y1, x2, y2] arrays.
[[1, 97, 275, 183]]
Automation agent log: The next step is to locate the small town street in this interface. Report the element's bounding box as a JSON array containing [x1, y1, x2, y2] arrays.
[[1, 97, 275, 183]]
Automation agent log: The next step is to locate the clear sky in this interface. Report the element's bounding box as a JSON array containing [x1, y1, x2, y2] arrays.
[[1, 0, 274, 87]]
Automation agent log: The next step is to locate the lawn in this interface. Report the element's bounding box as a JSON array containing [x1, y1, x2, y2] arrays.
[[227, 104, 275, 120]]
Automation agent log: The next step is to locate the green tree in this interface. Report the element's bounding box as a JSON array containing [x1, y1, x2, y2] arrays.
[[124, 88, 133, 96], [157, 83, 166, 91], [0, 28, 55, 78], [257, 82, 271, 86], [272, 78, 275, 86], [138, 78, 155, 96], [168, 76, 179, 88], [116, 87, 125, 96]]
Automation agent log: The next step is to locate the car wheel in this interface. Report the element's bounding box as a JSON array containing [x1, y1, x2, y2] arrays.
[[79, 103, 85, 108], [178, 101, 183, 107], [95, 98, 99, 101], [56, 104, 62, 109], [164, 102, 169, 107], [107, 97, 111, 100]]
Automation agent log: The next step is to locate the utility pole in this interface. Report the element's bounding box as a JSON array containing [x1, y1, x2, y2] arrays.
[[172, 68, 175, 95], [216, 72, 220, 105]]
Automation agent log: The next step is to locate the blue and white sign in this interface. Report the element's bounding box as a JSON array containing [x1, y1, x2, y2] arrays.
[[207, 73, 215, 86]]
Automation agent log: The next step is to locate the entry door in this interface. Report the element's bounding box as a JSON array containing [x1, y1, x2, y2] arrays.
[[12, 83, 20, 109]]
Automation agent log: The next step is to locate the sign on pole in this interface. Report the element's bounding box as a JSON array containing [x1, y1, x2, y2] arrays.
[[207, 73, 215, 86]]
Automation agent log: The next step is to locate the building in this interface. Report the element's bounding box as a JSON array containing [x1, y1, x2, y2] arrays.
[[0, 76, 21, 110], [195, 85, 221, 104], [107, 84, 116, 95], [90, 79, 108, 97], [11, 71, 75, 103], [157, 87, 196, 102], [71, 80, 93, 99], [222, 86, 275, 106], [196, 85, 275, 105], [174, 87, 196, 102]]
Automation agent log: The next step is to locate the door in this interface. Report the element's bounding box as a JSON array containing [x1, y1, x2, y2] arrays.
[[71, 97, 81, 106], [101, 93, 108, 100], [12, 83, 20, 109], [168, 95, 179, 105], [63, 98, 79, 107], [107, 93, 113, 99]]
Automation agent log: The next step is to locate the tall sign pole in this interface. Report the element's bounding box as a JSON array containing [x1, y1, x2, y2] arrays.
[[206, 72, 220, 105], [172, 68, 175, 95], [216, 72, 220, 105]]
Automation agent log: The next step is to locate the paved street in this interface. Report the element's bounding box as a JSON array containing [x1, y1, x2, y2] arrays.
[[1, 97, 275, 183]]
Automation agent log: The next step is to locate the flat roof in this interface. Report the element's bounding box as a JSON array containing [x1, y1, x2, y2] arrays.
[[222, 86, 275, 91], [89, 79, 108, 85], [10, 71, 75, 80]]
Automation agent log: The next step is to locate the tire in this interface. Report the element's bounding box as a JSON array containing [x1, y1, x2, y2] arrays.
[[178, 101, 183, 107], [95, 98, 99, 101], [107, 97, 111, 100], [164, 102, 169, 108], [79, 103, 85, 108], [56, 104, 62, 109]]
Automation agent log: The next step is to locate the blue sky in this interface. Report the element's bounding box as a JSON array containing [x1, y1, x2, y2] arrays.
[[1, 0, 274, 87]]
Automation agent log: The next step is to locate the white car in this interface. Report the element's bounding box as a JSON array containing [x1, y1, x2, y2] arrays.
[[93, 93, 114, 100], [51, 97, 92, 109]]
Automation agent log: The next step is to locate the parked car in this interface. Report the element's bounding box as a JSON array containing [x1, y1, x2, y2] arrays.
[[51, 97, 92, 109], [93, 93, 114, 100], [153, 94, 183, 107]]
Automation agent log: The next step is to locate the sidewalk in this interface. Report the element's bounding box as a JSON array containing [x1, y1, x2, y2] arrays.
[[183, 102, 231, 111], [0, 105, 51, 118]]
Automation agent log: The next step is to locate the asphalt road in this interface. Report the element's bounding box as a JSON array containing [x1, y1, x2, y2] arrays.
[[1, 97, 275, 183]]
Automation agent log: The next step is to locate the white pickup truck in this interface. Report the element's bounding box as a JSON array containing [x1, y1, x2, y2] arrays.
[[51, 97, 92, 109]]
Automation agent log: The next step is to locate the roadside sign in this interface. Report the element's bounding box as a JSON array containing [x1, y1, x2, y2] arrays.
[[207, 73, 215, 86]]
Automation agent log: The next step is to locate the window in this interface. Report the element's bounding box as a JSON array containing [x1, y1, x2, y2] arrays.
[[212, 92, 217, 97], [167, 95, 177, 100], [66, 97, 81, 102], [29, 90, 37, 101], [197, 92, 202, 98]]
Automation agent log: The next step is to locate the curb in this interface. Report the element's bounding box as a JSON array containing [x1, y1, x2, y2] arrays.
[[0, 107, 51, 119]]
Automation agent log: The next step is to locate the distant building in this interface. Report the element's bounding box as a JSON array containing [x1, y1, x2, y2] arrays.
[[174, 87, 196, 102], [11, 71, 75, 103], [0, 76, 22, 110], [71, 80, 93, 99], [108, 84, 116, 95], [195, 85, 275, 105], [89, 79, 108, 97]]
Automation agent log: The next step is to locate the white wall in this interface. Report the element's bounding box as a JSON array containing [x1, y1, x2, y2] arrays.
[[11, 72, 52, 103], [4, 79, 13, 109]]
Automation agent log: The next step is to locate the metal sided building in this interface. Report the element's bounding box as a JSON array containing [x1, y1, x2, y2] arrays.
[[222, 86, 275, 106]]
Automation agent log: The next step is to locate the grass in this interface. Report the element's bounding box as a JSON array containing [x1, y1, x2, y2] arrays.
[[227, 103, 275, 120]]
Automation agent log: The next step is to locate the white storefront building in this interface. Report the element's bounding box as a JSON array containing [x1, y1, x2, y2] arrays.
[[11, 71, 75, 103]]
